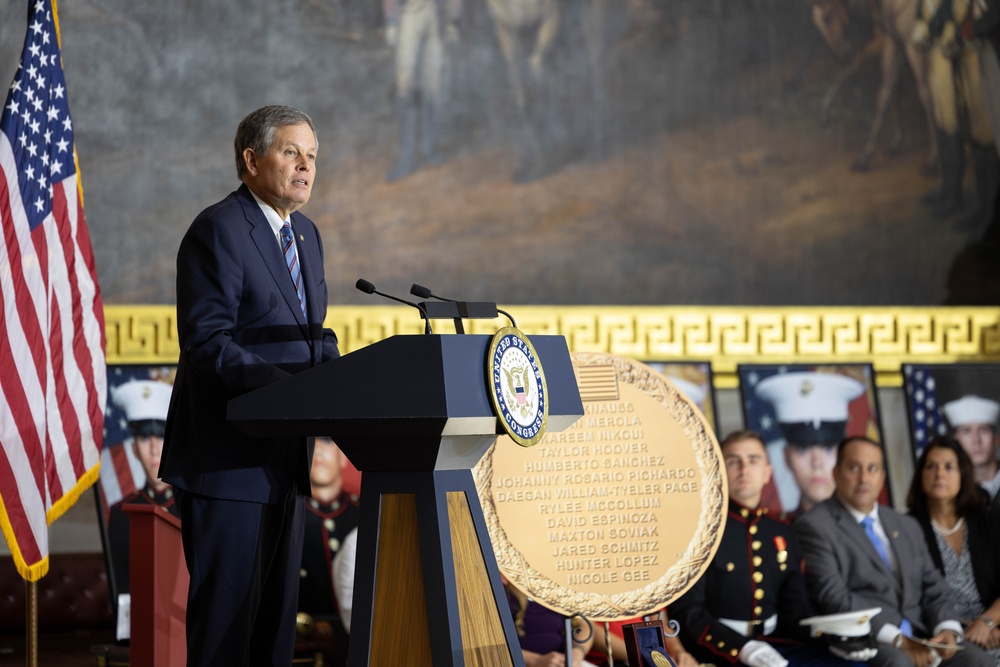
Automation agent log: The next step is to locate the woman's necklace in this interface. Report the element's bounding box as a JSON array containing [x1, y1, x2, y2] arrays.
[[931, 516, 965, 537]]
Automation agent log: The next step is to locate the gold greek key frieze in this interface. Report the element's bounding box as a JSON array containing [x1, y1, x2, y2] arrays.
[[104, 305, 179, 364], [103, 305, 1000, 386]]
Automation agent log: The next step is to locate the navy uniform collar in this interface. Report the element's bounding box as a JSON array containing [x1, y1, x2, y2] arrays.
[[729, 499, 768, 522]]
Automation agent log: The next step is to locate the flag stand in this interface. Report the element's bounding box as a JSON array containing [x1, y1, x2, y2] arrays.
[[26, 581, 38, 667]]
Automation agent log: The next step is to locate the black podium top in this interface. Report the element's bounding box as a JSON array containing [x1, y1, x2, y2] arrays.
[[227, 334, 582, 471]]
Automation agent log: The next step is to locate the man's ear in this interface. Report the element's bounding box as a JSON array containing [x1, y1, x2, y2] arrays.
[[242, 148, 258, 176]]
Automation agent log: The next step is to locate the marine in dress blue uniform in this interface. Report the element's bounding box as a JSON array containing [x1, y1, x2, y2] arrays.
[[299, 490, 360, 617], [298, 436, 357, 666], [299, 488, 359, 666], [670, 430, 864, 667]]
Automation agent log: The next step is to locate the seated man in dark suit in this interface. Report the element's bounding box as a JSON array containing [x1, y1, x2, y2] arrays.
[[670, 430, 866, 667], [795, 436, 992, 667]]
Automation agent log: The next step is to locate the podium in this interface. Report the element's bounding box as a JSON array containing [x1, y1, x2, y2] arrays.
[[228, 334, 583, 666], [124, 504, 188, 667]]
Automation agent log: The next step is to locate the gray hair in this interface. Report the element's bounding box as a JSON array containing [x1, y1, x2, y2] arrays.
[[234, 105, 317, 180]]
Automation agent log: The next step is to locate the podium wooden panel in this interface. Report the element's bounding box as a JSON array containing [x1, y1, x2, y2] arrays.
[[351, 469, 519, 667], [125, 504, 188, 667]]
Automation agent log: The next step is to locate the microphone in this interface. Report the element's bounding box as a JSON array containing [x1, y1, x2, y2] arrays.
[[410, 283, 447, 301], [356, 279, 432, 334], [410, 283, 516, 329]]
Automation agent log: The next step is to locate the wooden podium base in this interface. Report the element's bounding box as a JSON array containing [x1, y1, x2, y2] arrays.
[[349, 469, 524, 667]]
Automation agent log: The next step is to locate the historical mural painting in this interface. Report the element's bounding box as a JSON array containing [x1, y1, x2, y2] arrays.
[[1, 0, 997, 306]]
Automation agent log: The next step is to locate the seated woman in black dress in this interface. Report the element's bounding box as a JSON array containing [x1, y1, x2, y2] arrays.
[[907, 435, 1000, 664]]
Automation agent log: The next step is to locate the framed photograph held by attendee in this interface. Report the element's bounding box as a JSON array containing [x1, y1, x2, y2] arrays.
[[738, 363, 888, 517]]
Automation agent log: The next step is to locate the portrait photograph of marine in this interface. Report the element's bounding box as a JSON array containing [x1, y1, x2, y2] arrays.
[[903, 364, 1000, 507], [646, 361, 717, 433], [738, 364, 888, 517], [96, 365, 178, 641]]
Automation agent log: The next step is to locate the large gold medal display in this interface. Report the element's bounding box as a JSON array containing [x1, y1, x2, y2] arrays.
[[477, 352, 726, 620]]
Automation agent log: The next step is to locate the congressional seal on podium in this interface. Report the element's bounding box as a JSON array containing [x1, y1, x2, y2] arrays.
[[487, 326, 549, 447], [477, 352, 726, 620]]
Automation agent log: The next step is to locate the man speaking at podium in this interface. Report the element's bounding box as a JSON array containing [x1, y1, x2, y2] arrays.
[[160, 105, 340, 666]]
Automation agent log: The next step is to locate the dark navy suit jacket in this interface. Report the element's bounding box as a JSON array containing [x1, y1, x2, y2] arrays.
[[159, 183, 340, 504]]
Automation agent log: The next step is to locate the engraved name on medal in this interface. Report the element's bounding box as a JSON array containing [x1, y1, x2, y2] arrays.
[[477, 353, 726, 620]]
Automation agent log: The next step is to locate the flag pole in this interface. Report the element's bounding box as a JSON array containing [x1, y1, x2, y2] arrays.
[[24, 0, 47, 664], [26, 580, 38, 667], [21, 2, 43, 664], [20, 0, 40, 659]]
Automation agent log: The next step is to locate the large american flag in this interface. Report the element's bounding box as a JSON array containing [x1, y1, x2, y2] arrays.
[[0, 0, 105, 581]]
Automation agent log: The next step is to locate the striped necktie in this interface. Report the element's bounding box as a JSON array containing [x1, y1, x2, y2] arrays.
[[280, 221, 306, 317]]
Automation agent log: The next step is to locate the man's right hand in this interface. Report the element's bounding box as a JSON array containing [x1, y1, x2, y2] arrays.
[[929, 630, 962, 661], [897, 635, 943, 667]]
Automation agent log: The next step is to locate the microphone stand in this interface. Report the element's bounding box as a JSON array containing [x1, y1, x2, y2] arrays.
[[410, 284, 515, 333]]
